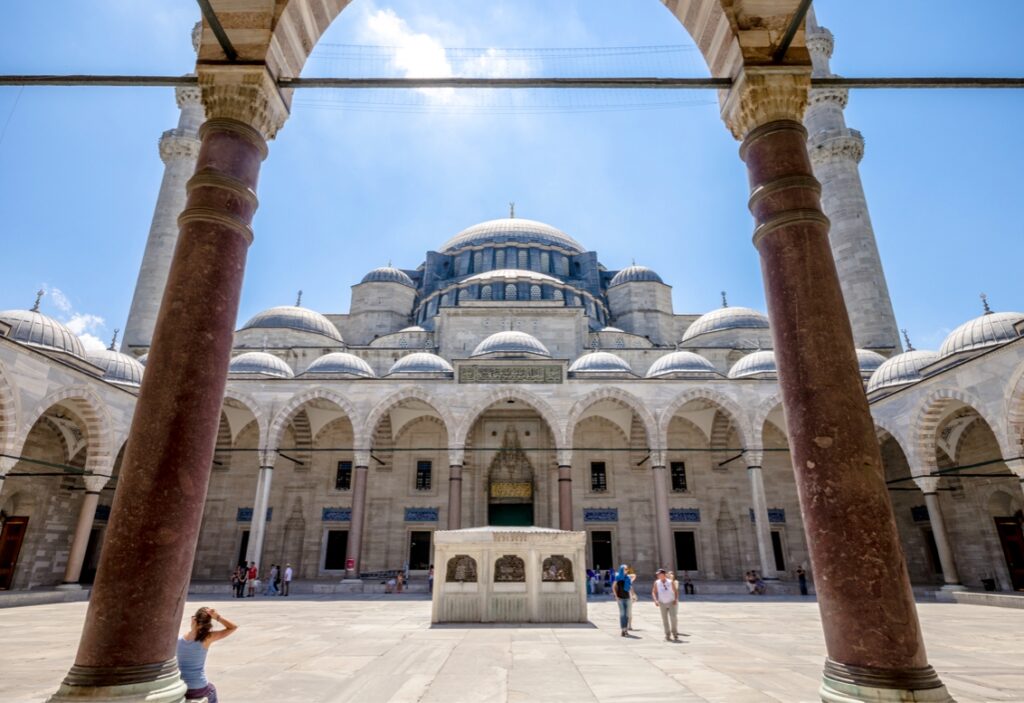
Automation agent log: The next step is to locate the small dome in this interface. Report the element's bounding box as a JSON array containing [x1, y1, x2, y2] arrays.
[[304, 352, 376, 378], [569, 351, 632, 374], [728, 350, 777, 379], [856, 349, 887, 375], [938, 311, 1024, 358], [88, 348, 145, 387], [240, 306, 343, 343], [441, 218, 584, 254], [0, 308, 86, 358], [463, 269, 561, 286], [472, 331, 550, 358], [867, 350, 939, 393], [388, 352, 454, 375], [228, 352, 294, 379], [361, 266, 416, 288], [681, 306, 770, 344], [609, 265, 663, 287], [646, 351, 718, 378]]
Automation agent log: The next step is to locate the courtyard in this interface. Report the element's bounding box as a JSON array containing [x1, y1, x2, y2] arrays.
[[2, 595, 1021, 703]]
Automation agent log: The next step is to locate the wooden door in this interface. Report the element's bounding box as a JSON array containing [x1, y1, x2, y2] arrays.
[[0, 517, 29, 590], [994, 517, 1024, 591]]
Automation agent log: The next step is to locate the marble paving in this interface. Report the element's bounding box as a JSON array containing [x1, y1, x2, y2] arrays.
[[1, 594, 1022, 702]]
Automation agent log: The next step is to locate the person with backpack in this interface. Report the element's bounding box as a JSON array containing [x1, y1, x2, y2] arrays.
[[611, 564, 632, 637]]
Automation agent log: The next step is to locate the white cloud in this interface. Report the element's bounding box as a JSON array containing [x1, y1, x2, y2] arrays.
[[65, 313, 105, 336], [359, 7, 456, 102], [46, 286, 73, 314], [40, 284, 109, 352]]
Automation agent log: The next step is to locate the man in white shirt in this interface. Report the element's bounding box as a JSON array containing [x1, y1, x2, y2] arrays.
[[651, 568, 679, 641], [282, 563, 293, 596]]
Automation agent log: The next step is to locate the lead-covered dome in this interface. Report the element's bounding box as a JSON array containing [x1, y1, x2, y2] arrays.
[[609, 265, 663, 287], [728, 350, 777, 379], [228, 352, 294, 379], [0, 308, 86, 359], [645, 351, 718, 378], [866, 350, 939, 394], [569, 351, 632, 374], [304, 352, 376, 378], [388, 352, 454, 375], [88, 348, 145, 387], [361, 265, 416, 288], [472, 330, 550, 358], [938, 311, 1024, 358], [240, 306, 343, 343], [856, 349, 887, 376], [441, 218, 585, 254], [681, 306, 770, 346]]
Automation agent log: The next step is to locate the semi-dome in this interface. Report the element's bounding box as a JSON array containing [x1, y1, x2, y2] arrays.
[[856, 349, 887, 375], [569, 351, 632, 374], [463, 269, 561, 286], [361, 265, 416, 288], [304, 352, 376, 378], [240, 305, 343, 343], [609, 265, 663, 287], [472, 330, 550, 358], [681, 306, 770, 344], [645, 351, 718, 378], [938, 311, 1024, 358], [441, 218, 585, 254], [866, 350, 939, 394], [388, 352, 454, 375], [728, 350, 777, 379], [88, 348, 145, 387], [228, 352, 294, 379], [0, 308, 86, 359]]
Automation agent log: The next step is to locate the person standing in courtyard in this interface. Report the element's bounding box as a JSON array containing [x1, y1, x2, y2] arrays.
[[246, 562, 258, 597], [612, 564, 632, 637], [264, 564, 278, 596], [428, 564, 434, 593], [796, 566, 809, 596], [177, 606, 238, 702], [682, 570, 695, 595], [651, 569, 679, 642], [281, 563, 293, 596]]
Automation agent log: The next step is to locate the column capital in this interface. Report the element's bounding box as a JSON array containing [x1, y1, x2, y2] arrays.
[[82, 474, 112, 494], [556, 448, 573, 467], [198, 64, 290, 142], [721, 65, 811, 141], [743, 450, 764, 469], [353, 451, 371, 468], [448, 446, 465, 467], [808, 127, 864, 166], [649, 450, 666, 468], [1003, 457, 1024, 479], [913, 476, 942, 495], [159, 128, 201, 163]]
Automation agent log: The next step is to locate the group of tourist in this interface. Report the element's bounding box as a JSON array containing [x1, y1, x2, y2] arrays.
[[607, 564, 683, 642], [230, 562, 293, 598]]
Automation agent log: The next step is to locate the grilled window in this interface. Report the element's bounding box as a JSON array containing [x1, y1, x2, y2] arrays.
[[670, 462, 688, 492], [415, 460, 432, 491], [590, 462, 608, 492], [335, 461, 352, 490]]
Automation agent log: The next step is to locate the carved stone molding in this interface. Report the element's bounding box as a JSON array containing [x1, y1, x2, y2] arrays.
[[175, 85, 202, 109], [721, 66, 812, 141], [806, 27, 835, 61], [808, 127, 865, 165], [198, 64, 291, 142], [808, 86, 849, 109], [158, 129, 201, 163]]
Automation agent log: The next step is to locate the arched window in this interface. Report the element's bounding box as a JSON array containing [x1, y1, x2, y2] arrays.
[[518, 249, 528, 268], [481, 285, 492, 300], [473, 251, 483, 272], [505, 283, 518, 300], [530, 285, 542, 301], [553, 288, 564, 301], [540, 251, 550, 273], [495, 249, 506, 268]]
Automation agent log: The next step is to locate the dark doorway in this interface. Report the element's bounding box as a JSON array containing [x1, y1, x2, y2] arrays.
[[923, 529, 942, 576], [409, 531, 432, 570], [0, 516, 29, 590], [770, 531, 786, 572], [674, 531, 698, 571], [324, 530, 348, 571], [994, 517, 1024, 591], [488, 503, 533, 526], [236, 530, 250, 568], [591, 530, 613, 570], [80, 527, 104, 584]]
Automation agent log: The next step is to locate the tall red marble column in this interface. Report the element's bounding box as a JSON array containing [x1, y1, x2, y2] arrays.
[[448, 464, 463, 529], [344, 464, 369, 579], [51, 66, 288, 703], [725, 68, 951, 702], [557, 464, 573, 530]]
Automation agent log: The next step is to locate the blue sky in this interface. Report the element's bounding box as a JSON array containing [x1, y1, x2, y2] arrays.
[[0, 1, 1021, 352]]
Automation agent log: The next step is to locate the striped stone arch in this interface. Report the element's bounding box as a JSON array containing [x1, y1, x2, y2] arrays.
[[454, 388, 566, 449], [1004, 359, 1024, 459], [15, 386, 115, 474], [913, 387, 1013, 471], [223, 388, 270, 446], [0, 359, 20, 468], [361, 387, 455, 452], [565, 387, 659, 453], [268, 387, 358, 453], [393, 415, 447, 444], [658, 388, 752, 452], [749, 392, 786, 445]]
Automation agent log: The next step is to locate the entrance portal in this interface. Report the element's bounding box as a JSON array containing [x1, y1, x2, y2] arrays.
[[591, 530, 612, 570], [409, 531, 432, 570], [486, 426, 536, 528], [489, 503, 534, 526], [0, 516, 29, 590], [994, 517, 1024, 591], [324, 530, 348, 571]]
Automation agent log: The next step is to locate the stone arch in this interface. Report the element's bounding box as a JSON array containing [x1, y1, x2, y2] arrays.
[[361, 387, 455, 451], [1004, 359, 1024, 459], [565, 387, 659, 452], [223, 388, 269, 447], [0, 359, 19, 465], [986, 489, 1022, 516], [750, 392, 785, 442], [393, 415, 447, 444], [658, 388, 751, 452], [455, 388, 565, 449], [914, 387, 1013, 473], [15, 387, 114, 475], [268, 387, 358, 453]]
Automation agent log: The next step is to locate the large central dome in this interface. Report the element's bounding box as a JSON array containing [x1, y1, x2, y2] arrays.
[[440, 218, 585, 254]]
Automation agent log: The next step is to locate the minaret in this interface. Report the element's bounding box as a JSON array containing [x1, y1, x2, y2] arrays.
[[122, 22, 205, 354], [804, 10, 902, 353]]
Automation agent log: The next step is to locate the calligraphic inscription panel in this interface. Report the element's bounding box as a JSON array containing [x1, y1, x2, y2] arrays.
[[459, 365, 562, 384], [490, 481, 533, 499]]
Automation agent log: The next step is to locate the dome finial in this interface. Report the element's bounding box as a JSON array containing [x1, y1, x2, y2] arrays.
[[108, 328, 120, 352], [31, 288, 44, 312], [980, 292, 991, 314], [295, 290, 303, 307], [901, 328, 915, 352], [721, 290, 728, 308], [509, 201, 515, 218]]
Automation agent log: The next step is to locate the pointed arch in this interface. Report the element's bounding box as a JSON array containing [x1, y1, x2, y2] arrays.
[[361, 387, 455, 451], [15, 386, 114, 474], [914, 387, 1013, 472], [1004, 359, 1024, 458], [454, 387, 565, 449], [566, 387, 659, 453], [658, 388, 751, 452], [268, 388, 357, 449], [0, 358, 20, 465]]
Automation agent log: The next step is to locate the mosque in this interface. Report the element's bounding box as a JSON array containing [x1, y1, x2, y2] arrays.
[[0, 16, 1022, 601]]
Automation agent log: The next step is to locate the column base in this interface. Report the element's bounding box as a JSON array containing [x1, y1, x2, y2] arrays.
[[820, 660, 953, 703], [49, 661, 185, 702]]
